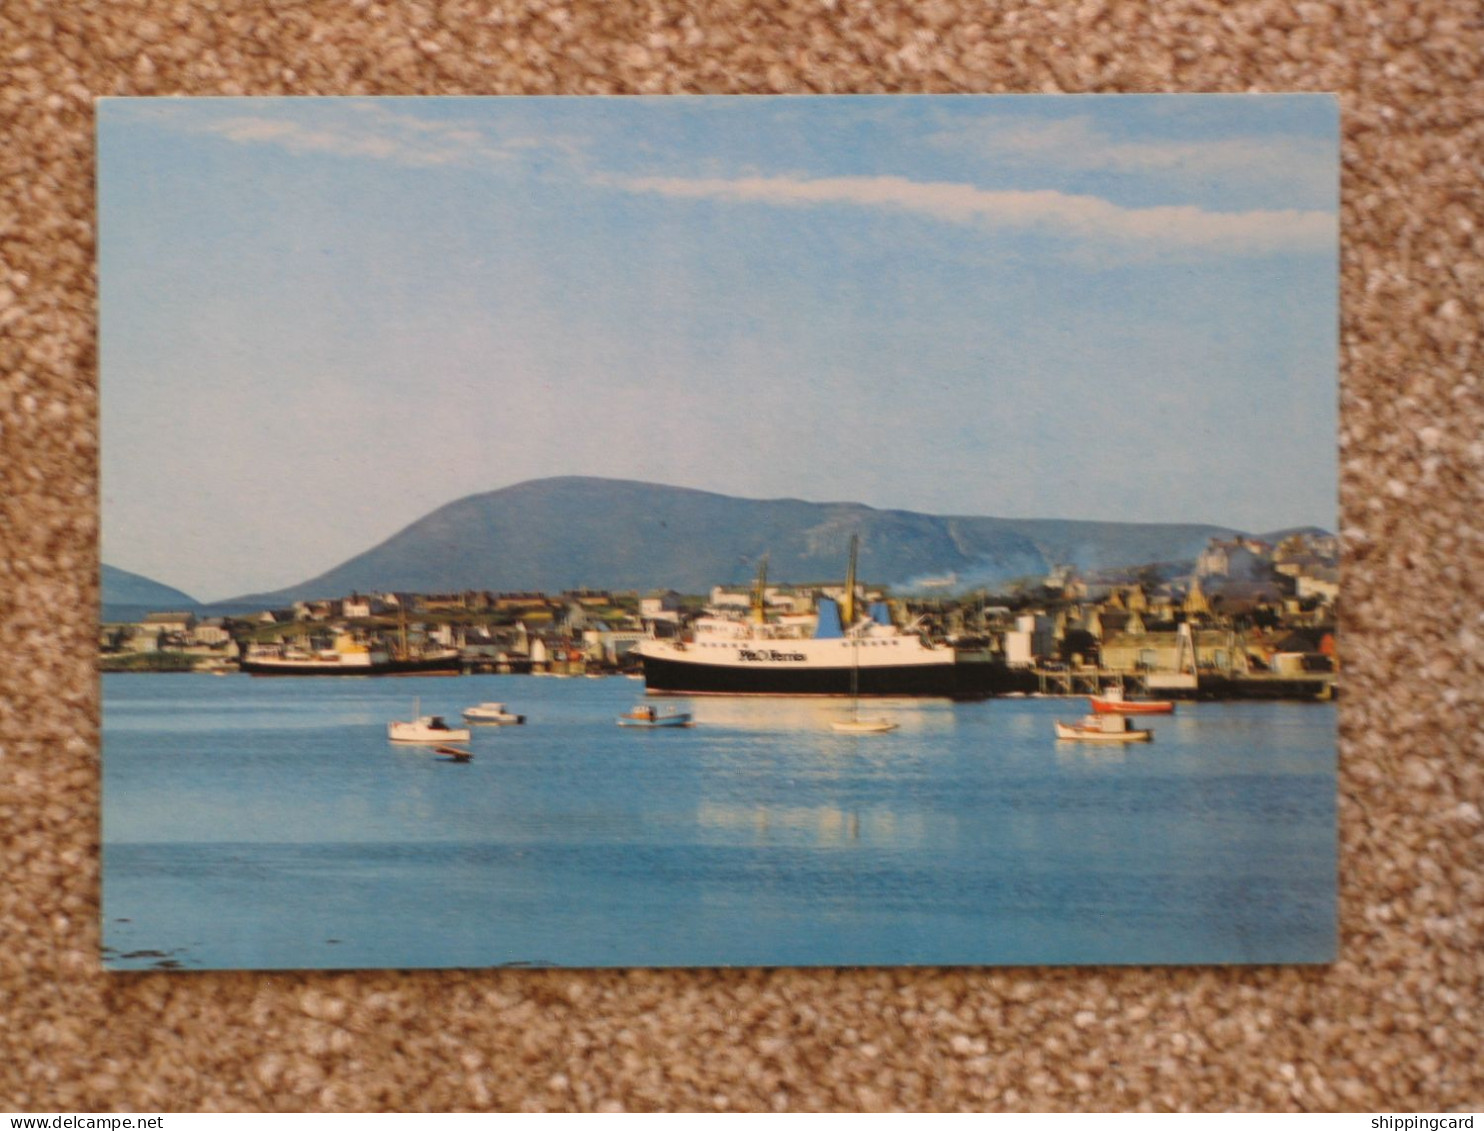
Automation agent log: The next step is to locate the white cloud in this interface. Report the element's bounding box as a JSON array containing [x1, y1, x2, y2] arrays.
[[618, 173, 1335, 257], [199, 107, 510, 168], [125, 101, 589, 172], [928, 116, 1336, 203]]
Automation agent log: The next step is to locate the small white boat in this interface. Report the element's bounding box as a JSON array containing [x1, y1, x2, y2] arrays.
[[830, 589, 898, 735], [461, 702, 526, 725], [1054, 714, 1152, 743], [616, 704, 693, 728], [830, 716, 899, 734], [388, 698, 472, 743]]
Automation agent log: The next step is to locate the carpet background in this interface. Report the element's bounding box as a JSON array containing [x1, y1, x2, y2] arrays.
[[2, 0, 1480, 1113]]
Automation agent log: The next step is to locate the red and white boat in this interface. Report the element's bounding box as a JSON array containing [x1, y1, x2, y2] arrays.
[[1089, 686, 1175, 715]]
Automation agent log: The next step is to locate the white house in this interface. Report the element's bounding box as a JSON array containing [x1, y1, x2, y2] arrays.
[[1004, 614, 1055, 667], [343, 594, 384, 619], [640, 590, 683, 623]]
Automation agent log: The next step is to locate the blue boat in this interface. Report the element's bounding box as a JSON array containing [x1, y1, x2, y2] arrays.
[[616, 705, 693, 728]]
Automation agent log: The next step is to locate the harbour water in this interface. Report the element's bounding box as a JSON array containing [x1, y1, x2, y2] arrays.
[[102, 673, 1335, 971]]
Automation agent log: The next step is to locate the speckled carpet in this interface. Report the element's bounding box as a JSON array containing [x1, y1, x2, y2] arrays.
[[1, 0, 1480, 1113]]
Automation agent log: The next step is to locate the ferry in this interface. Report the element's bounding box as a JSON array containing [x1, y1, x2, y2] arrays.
[[633, 538, 1025, 700]]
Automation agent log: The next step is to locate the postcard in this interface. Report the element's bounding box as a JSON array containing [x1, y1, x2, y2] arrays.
[[98, 94, 1338, 971]]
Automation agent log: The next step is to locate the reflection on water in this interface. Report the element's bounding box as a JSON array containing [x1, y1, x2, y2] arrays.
[[1052, 742, 1132, 768], [687, 694, 955, 734], [102, 673, 1336, 970], [696, 800, 928, 849]]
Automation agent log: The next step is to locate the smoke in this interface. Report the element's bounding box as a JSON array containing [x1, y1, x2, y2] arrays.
[[892, 550, 1051, 596]]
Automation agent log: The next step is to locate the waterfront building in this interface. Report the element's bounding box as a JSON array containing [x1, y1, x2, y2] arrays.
[[581, 627, 650, 666], [1005, 614, 1055, 667], [640, 591, 683, 622], [1099, 627, 1264, 676], [141, 611, 196, 635]]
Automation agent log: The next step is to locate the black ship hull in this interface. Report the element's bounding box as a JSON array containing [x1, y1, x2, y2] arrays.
[[241, 655, 462, 677], [639, 653, 1032, 700]]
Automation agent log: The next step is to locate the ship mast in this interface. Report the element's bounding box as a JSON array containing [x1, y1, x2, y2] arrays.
[[842, 534, 858, 630], [751, 555, 769, 626]]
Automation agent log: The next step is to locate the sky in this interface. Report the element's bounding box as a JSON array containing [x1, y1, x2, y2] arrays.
[[98, 94, 1339, 602]]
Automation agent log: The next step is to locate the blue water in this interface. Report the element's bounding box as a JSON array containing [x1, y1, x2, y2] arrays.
[[101, 674, 1336, 971]]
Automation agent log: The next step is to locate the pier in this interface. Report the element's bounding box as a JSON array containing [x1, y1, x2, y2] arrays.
[[1028, 666, 1336, 701]]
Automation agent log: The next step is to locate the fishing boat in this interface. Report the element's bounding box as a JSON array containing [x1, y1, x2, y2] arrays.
[[616, 704, 693, 728], [388, 698, 472, 743], [461, 702, 526, 725], [1053, 714, 1153, 743], [633, 538, 1027, 699], [1089, 686, 1175, 715]]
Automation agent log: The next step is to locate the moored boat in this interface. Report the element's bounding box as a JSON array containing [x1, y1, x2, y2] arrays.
[[1089, 686, 1175, 715], [461, 702, 526, 725], [830, 716, 899, 734], [831, 577, 900, 735], [388, 698, 472, 743], [616, 705, 693, 728], [1054, 714, 1153, 743]]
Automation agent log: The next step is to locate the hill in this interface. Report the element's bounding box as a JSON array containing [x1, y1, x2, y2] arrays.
[[227, 477, 1251, 604], [101, 564, 200, 622]]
